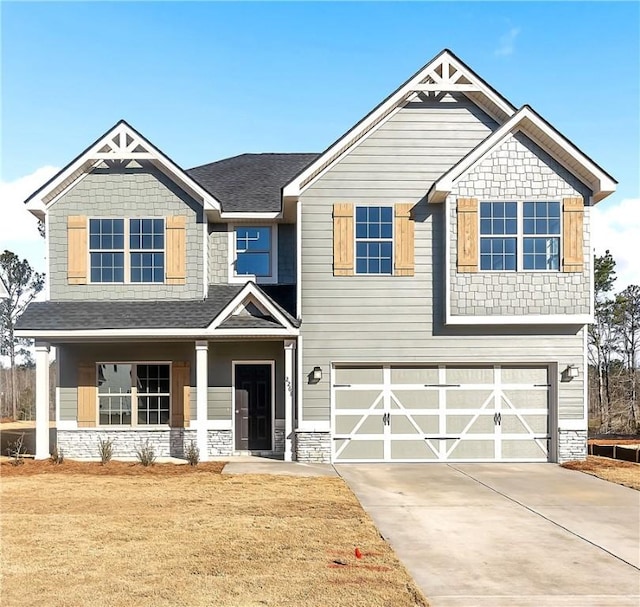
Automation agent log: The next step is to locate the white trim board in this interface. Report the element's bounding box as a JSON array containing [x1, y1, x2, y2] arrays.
[[282, 49, 515, 199], [445, 314, 593, 326], [428, 106, 616, 204], [25, 121, 221, 220]]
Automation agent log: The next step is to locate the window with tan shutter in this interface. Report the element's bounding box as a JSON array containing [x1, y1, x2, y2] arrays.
[[333, 203, 414, 276]]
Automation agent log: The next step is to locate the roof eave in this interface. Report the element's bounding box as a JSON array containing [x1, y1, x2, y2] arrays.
[[429, 106, 617, 204], [283, 49, 517, 198], [26, 120, 223, 214]]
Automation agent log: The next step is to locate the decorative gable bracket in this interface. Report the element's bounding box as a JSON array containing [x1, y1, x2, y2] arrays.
[[25, 120, 221, 220]]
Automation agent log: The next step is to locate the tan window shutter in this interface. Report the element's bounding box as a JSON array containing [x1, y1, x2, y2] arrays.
[[457, 198, 478, 272], [166, 216, 186, 284], [394, 203, 414, 276], [171, 362, 191, 428], [77, 363, 96, 427], [333, 203, 354, 276], [68, 216, 87, 284], [562, 197, 584, 272]]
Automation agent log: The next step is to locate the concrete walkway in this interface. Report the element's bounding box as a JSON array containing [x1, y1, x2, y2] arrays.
[[221, 456, 337, 477], [337, 463, 640, 607]]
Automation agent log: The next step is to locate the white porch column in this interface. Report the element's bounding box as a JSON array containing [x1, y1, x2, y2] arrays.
[[284, 339, 296, 462], [195, 340, 209, 462], [34, 343, 50, 460]]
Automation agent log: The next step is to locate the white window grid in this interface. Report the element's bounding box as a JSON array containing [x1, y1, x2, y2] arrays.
[[354, 205, 394, 276], [88, 217, 166, 284], [478, 200, 562, 272], [228, 224, 278, 284], [97, 362, 171, 427]]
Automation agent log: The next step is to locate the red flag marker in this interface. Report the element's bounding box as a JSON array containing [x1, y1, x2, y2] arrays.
[[355, 547, 362, 559]]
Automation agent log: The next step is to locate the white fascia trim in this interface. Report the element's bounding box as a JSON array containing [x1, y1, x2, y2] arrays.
[[296, 421, 331, 433], [429, 106, 616, 203], [220, 212, 282, 220], [208, 281, 295, 331], [283, 50, 515, 198], [15, 326, 299, 339], [27, 121, 221, 214], [445, 314, 593, 326]]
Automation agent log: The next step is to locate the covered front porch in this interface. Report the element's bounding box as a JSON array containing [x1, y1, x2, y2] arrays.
[[33, 337, 298, 462], [16, 282, 302, 462]]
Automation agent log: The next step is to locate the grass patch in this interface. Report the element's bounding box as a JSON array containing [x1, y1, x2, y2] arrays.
[[562, 455, 640, 490], [1, 467, 428, 606]]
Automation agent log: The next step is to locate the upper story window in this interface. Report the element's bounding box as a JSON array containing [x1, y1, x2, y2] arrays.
[[480, 201, 560, 272], [231, 225, 277, 283], [89, 218, 165, 283], [355, 206, 393, 275], [523, 201, 560, 270], [90, 219, 125, 282], [130, 219, 165, 283], [98, 363, 170, 426]]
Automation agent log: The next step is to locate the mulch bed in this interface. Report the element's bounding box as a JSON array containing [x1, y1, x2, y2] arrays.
[[0, 459, 226, 477]]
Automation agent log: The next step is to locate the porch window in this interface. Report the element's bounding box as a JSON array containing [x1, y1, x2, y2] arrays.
[[98, 363, 170, 426]]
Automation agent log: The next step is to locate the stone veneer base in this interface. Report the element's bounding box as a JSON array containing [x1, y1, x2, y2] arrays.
[[557, 429, 588, 463], [294, 431, 331, 463], [56, 429, 236, 459]]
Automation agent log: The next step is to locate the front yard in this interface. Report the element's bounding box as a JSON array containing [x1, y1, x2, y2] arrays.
[[562, 455, 640, 490], [0, 461, 428, 607]]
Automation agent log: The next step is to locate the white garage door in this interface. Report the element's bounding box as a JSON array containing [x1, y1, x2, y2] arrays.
[[332, 365, 550, 463]]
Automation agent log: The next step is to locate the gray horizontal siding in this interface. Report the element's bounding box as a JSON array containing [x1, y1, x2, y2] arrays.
[[59, 387, 76, 421], [299, 92, 585, 423]]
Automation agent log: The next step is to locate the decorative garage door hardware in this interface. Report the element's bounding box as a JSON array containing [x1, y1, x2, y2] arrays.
[[332, 365, 550, 463]]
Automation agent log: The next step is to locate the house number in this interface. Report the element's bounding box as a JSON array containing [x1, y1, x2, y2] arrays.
[[285, 377, 293, 395]]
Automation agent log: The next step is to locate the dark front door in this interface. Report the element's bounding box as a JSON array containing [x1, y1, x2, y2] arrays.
[[235, 364, 272, 451]]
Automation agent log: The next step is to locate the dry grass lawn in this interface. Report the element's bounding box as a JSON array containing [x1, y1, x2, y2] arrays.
[[562, 455, 640, 490], [0, 461, 428, 607]]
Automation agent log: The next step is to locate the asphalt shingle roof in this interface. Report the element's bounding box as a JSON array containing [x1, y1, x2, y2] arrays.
[[187, 153, 319, 212], [16, 284, 298, 331]]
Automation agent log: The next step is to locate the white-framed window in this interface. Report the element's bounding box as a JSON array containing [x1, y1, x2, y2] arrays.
[[89, 219, 125, 283], [89, 218, 165, 283], [97, 362, 171, 426], [479, 201, 561, 272], [229, 225, 278, 283], [522, 201, 561, 270], [355, 206, 393, 275]]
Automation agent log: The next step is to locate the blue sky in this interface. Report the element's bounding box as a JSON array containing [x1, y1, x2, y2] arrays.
[[1, 1, 639, 285]]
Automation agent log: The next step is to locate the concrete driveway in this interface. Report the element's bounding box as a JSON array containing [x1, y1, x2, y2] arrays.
[[337, 464, 640, 607]]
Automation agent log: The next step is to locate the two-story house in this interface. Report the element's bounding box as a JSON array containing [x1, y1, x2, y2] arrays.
[[17, 49, 616, 464]]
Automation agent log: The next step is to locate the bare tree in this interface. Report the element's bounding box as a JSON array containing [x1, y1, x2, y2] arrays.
[[588, 251, 617, 431], [0, 251, 44, 419], [615, 285, 640, 432]]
